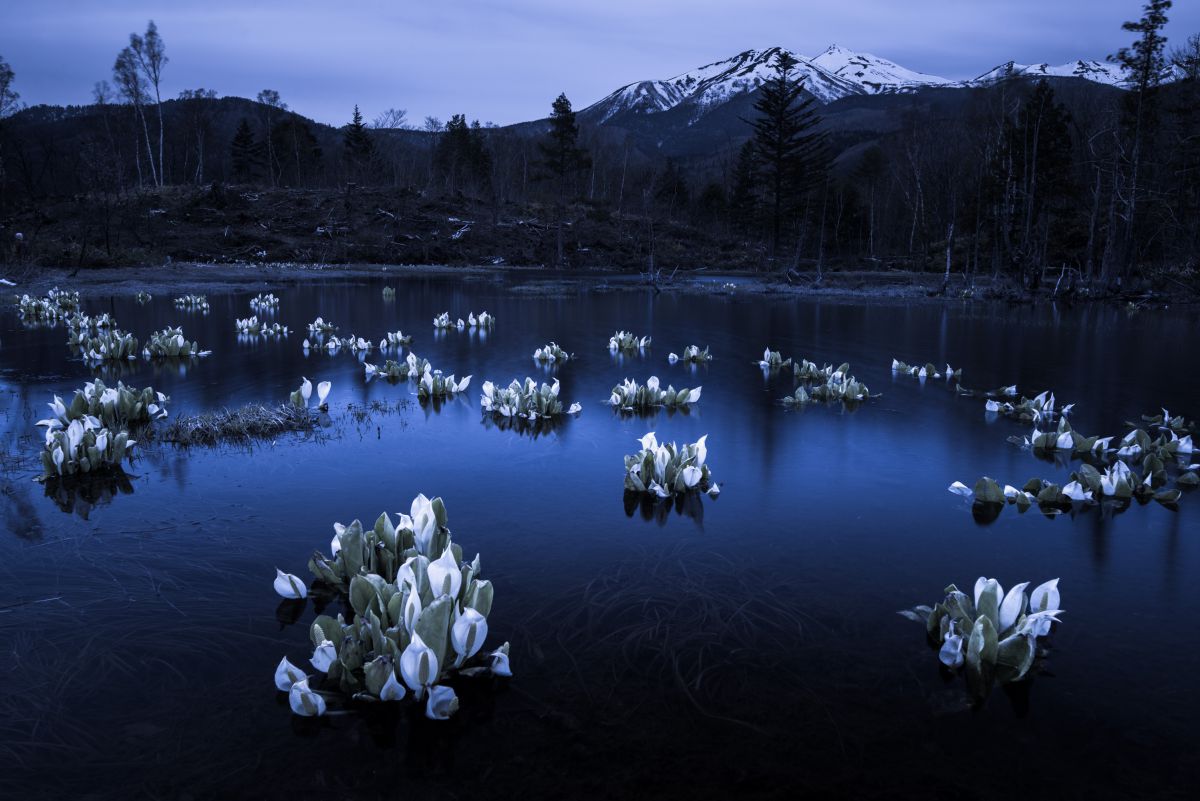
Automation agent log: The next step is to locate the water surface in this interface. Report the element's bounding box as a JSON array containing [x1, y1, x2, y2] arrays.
[[1, 279, 1197, 800]]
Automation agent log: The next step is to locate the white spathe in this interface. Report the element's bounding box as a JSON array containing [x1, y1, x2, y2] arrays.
[[400, 633, 440, 693], [274, 657, 306, 691], [451, 607, 489, 662], [310, 640, 337, 673], [288, 678, 327, 717], [427, 545, 463, 599], [425, 684, 459, 720], [274, 568, 308, 599]]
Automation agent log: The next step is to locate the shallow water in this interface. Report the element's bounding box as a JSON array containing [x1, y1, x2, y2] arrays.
[[1, 279, 1198, 800]]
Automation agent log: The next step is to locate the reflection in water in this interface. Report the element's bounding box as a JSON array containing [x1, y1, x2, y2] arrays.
[[480, 414, 566, 440], [41, 470, 134, 518], [622, 489, 706, 525]]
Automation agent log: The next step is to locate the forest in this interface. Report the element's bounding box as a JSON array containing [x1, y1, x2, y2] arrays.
[[0, 1, 1197, 296]]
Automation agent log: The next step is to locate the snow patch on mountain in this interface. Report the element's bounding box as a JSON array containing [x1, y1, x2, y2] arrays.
[[810, 44, 950, 93], [966, 59, 1127, 87]]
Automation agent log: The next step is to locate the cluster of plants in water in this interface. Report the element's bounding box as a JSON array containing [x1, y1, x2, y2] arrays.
[[289, 377, 332, 411], [418, 369, 472, 401], [35, 380, 168, 479], [173, 294, 210, 311], [135, 291, 152, 304], [901, 577, 1062, 702], [608, 331, 651, 352], [15, 287, 81, 321], [668, 345, 711, 364], [623, 432, 719, 499], [382, 286, 396, 299], [305, 316, 338, 335], [144, 326, 209, 358], [364, 352, 431, 381], [235, 316, 289, 336], [272, 494, 511, 718], [533, 342, 572, 363], [781, 358, 876, 407], [249, 293, 280, 311], [70, 329, 140, 361], [480, 378, 581, 420], [608, 377, 701, 412], [891, 358, 962, 380]]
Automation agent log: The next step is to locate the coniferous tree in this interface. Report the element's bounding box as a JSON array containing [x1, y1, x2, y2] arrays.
[[729, 141, 759, 235], [271, 118, 322, 187], [343, 105, 375, 180], [433, 114, 492, 193], [230, 118, 262, 183], [1111, 0, 1172, 278], [748, 50, 827, 260], [537, 93, 590, 266]]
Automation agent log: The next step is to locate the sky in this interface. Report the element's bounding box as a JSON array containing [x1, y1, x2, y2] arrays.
[[2, 1, 1197, 126]]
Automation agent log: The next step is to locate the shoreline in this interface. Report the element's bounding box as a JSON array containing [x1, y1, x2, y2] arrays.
[[3, 260, 1186, 306]]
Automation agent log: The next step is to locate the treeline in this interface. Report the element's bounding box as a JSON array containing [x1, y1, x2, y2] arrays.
[[0, 3, 1198, 284]]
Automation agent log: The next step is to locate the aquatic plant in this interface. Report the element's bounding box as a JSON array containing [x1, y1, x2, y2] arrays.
[[985, 390, 1071, 424], [159, 402, 316, 446], [382, 286, 396, 299], [417, 368, 471, 400], [47, 286, 81, 311], [305, 316, 338, 335], [70, 329, 140, 361], [781, 374, 874, 406], [480, 378, 582, 420], [533, 342, 572, 363], [890, 358, 962, 380], [65, 311, 117, 333], [365, 352, 431, 381], [143, 326, 210, 358], [289, 377, 332, 411], [608, 377, 701, 412], [249, 292, 280, 311], [900, 578, 1062, 701], [468, 311, 495, 328], [624, 432, 718, 499], [432, 312, 463, 329], [668, 345, 711, 364], [322, 334, 373, 353], [173, 294, 210, 311], [15, 288, 81, 321], [38, 417, 137, 479], [949, 466, 1185, 515], [609, 331, 651, 352], [135, 291, 152, 304], [381, 330, 413, 349], [756, 349, 792, 370], [37, 379, 168, 431], [235, 316, 289, 336], [272, 495, 511, 718]]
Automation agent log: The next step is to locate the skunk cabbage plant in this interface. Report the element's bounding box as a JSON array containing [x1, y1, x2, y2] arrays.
[[757, 348, 792, 369], [433, 312, 464, 329], [365, 352, 431, 381], [891, 358, 962, 380], [668, 345, 711, 364], [624, 432, 718, 499], [70, 329, 140, 361], [289, 377, 331, 410], [65, 312, 117, 333], [381, 331, 413, 349], [468, 311, 495, 328], [608, 377, 700, 412], [382, 286, 396, 299], [144, 326, 210, 358], [273, 495, 512, 718], [306, 317, 338, 335], [135, 291, 153, 304], [533, 342, 572, 363], [417, 368, 471, 400], [235, 316, 288, 336], [901, 578, 1063, 701], [480, 378, 582, 420], [250, 293, 280, 311], [16, 289, 80, 321], [39, 417, 137, 478], [173, 294, 210, 311], [608, 331, 651, 352], [38, 380, 168, 431]]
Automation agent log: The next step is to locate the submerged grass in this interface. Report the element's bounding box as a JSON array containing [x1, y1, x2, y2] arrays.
[[155, 403, 315, 446]]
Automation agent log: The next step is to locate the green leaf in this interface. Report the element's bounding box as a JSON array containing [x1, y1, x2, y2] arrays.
[[995, 633, 1036, 683], [976, 580, 1000, 630], [310, 614, 341, 648], [414, 597, 453, 675], [973, 477, 1005, 505], [363, 655, 392, 697], [1155, 488, 1182, 505]]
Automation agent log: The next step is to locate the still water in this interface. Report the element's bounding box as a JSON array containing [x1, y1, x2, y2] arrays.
[[1, 278, 1197, 800]]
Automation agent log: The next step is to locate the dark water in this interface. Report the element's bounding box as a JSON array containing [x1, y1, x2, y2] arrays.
[[1, 278, 1198, 800]]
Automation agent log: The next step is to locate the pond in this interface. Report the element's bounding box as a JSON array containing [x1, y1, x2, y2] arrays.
[[2, 277, 1198, 800]]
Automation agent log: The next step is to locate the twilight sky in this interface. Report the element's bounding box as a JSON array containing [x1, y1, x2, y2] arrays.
[[2, 1, 1197, 126]]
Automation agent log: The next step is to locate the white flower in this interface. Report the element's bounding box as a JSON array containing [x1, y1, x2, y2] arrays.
[[400, 634, 439, 694], [668, 353, 679, 363], [567, 402, 582, 414], [947, 481, 972, 497], [427, 545, 462, 599], [490, 648, 512, 676], [1028, 578, 1060, 614], [1062, 481, 1093, 502], [274, 657, 306, 691], [300, 377, 312, 404], [985, 399, 1001, 412], [680, 465, 702, 488], [411, 494, 438, 555], [939, 621, 964, 668], [998, 582, 1030, 631], [310, 640, 337, 672], [380, 671, 406, 701], [288, 678, 327, 717], [273, 568, 307, 599], [317, 381, 331, 406], [451, 607, 489, 663], [425, 684, 459, 720]]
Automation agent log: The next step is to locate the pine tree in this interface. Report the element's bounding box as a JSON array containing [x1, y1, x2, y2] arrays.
[[1111, 0, 1172, 278], [230, 118, 262, 183], [729, 141, 759, 235], [537, 93, 591, 266], [748, 50, 827, 260], [434, 114, 493, 193], [343, 105, 375, 179]]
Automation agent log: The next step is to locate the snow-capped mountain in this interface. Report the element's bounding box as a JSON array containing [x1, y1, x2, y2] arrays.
[[584, 47, 861, 125], [964, 59, 1127, 87], [584, 45, 1137, 127], [810, 44, 950, 94]]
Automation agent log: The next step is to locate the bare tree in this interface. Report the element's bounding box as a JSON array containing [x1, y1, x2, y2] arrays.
[[371, 108, 409, 129], [256, 89, 287, 186], [0, 55, 19, 119], [113, 47, 155, 187], [128, 20, 167, 186]]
